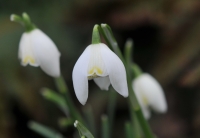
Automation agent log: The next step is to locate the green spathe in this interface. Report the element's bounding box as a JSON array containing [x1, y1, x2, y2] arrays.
[[74, 120, 94, 138], [92, 25, 101, 44], [10, 12, 36, 32]]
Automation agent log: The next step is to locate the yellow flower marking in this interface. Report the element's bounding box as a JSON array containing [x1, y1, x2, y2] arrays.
[[88, 66, 103, 75], [88, 66, 103, 79], [142, 95, 148, 106], [23, 56, 35, 64]]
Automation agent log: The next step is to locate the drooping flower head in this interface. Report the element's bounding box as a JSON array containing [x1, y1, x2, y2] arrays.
[[72, 25, 128, 105], [10, 13, 60, 77], [132, 72, 167, 119]]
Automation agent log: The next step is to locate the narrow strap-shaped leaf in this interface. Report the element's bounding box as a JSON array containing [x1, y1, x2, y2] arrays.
[[101, 115, 109, 138], [41, 88, 68, 115], [28, 121, 64, 138], [83, 105, 96, 136], [125, 122, 134, 138]]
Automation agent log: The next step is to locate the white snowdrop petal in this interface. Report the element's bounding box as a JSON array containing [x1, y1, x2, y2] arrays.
[[19, 32, 39, 67], [72, 47, 91, 105], [133, 80, 151, 119], [94, 76, 110, 90], [87, 44, 108, 77], [135, 73, 167, 113], [142, 74, 167, 113], [141, 105, 151, 119], [101, 43, 128, 97], [31, 29, 61, 77]]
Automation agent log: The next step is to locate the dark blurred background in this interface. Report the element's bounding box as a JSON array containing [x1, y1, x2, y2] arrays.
[[1, 0, 200, 138]]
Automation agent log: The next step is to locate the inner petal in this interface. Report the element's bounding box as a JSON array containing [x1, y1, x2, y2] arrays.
[[87, 44, 108, 79], [88, 66, 103, 75], [142, 94, 148, 106], [138, 81, 149, 106], [23, 56, 36, 65]]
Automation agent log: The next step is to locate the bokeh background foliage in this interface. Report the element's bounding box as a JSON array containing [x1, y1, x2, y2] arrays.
[[1, 0, 200, 138]]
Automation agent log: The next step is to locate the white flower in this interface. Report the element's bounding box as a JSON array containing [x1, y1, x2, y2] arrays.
[[19, 29, 61, 77], [72, 43, 128, 105], [132, 73, 167, 119]]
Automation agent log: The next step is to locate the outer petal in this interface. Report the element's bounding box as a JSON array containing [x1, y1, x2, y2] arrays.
[[30, 29, 61, 77], [94, 76, 110, 90], [72, 46, 90, 105], [101, 43, 128, 97], [19, 32, 39, 67], [135, 73, 167, 113], [133, 79, 151, 119]]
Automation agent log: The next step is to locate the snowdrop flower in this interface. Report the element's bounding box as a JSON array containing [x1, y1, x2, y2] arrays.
[[132, 73, 167, 119], [11, 13, 60, 77], [18, 29, 61, 77], [72, 43, 128, 105]]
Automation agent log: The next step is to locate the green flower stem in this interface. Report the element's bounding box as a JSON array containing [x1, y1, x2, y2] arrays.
[[92, 25, 101, 44], [99, 24, 121, 138], [129, 101, 142, 138], [127, 74, 154, 138], [125, 44, 154, 138], [100, 24, 154, 138], [124, 39, 134, 79], [55, 76, 68, 94], [107, 89, 117, 138], [125, 122, 134, 138], [131, 64, 142, 78], [83, 105, 96, 137], [54, 76, 84, 124], [133, 112, 142, 138], [125, 39, 142, 138], [134, 108, 154, 138], [74, 120, 94, 138], [28, 121, 64, 138], [101, 115, 109, 138]]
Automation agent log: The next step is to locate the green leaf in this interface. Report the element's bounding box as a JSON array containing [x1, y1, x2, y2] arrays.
[[101, 115, 109, 138], [54, 76, 84, 123], [125, 122, 134, 138], [100, 24, 124, 63], [83, 105, 96, 136], [54, 76, 68, 94], [100, 24, 155, 138], [58, 117, 73, 128], [28, 121, 64, 138], [41, 88, 68, 115], [107, 89, 117, 138], [131, 64, 142, 78]]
